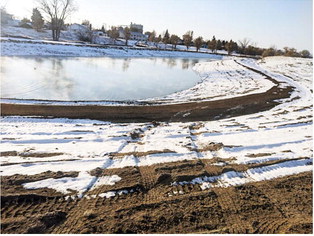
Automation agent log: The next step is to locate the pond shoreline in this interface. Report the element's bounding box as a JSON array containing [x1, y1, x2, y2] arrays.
[[1, 81, 294, 124], [1, 60, 294, 122]]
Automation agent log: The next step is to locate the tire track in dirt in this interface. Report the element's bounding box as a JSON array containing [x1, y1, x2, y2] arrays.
[[52, 124, 161, 233], [214, 187, 252, 233], [52, 198, 84, 234], [1, 171, 312, 233], [255, 218, 288, 234]]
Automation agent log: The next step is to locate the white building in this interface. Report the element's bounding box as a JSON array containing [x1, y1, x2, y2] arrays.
[[130, 22, 143, 33], [118, 23, 147, 41], [130, 32, 148, 41]]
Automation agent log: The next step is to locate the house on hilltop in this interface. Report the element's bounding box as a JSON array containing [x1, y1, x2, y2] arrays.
[[130, 31, 147, 41], [130, 22, 143, 34], [118, 22, 147, 41]]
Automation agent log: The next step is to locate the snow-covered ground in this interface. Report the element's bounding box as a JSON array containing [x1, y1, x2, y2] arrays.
[[1, 56, 312, 198], [1, 25, 231, 57], [1, 25, 232, 54], [145, 59, 275, 103], [1, 25, 122, 45], [0, 38, 224, 58]]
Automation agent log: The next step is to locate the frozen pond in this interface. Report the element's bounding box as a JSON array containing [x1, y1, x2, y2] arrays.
[[0, 57, 215, 101]]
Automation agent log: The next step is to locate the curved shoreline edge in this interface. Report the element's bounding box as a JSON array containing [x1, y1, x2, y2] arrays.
[[0, 61, 294, 123]]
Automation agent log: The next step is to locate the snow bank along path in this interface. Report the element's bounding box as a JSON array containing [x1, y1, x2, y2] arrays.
[[1, 56, 312, 198]]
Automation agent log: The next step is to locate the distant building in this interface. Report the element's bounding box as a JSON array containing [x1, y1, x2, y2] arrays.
[[117, 22, 147, 41], [118, 26, 125, 38], [130, 22, 143, 34], [130, 31, 148, 41], [67, 23, 89, 33], [115, 22, 148, 41]]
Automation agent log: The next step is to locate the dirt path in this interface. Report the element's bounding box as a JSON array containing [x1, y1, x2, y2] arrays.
[[0, 60, 294, 122]]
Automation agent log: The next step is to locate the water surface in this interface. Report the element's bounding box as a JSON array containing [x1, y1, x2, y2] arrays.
[[1, 57, 213, 101]]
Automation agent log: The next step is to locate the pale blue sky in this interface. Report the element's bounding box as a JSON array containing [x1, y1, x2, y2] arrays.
[[1, 0, 312, 51]]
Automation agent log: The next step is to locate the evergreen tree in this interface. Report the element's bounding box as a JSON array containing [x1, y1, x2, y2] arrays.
[[157, 34, 162, 43], [31, 8, 44, 31], [163, 29, 170, 44], [225, 40, 237, 55], [216, 40, 222, 50], [300, 50, 311, 58], [208, 36, 217, 52]]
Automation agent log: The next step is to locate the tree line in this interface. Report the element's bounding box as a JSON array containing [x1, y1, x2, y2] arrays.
[[145, 29, 311, 58], [1, 0, 311, 58]]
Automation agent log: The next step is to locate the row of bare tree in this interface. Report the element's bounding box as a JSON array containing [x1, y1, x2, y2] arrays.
[[145, 29, 311, 57], [4, 0, 311, 57]]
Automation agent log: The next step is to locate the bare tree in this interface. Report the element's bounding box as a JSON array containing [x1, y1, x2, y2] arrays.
[[109, 26, 119, 44], [148, 30, 156, 42], [207, 36, 216, 53], [170, 34, 180, 49], [76, 27, 94, 43], [124, 27, 131, 46], [262, 47, 276, 58], [38, 0, 77, 41], [194, 36, 203, 52], [238, 38, 251, 54], [283, 47, 299, 57], [182, 31, 193, 50]]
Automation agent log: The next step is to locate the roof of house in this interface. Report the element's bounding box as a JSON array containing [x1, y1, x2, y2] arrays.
[[68, 24, 89, 31]]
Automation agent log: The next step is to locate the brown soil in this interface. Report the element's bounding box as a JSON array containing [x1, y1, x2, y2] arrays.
[[1, 61, 311, 233], [0, 151, 64, 158], [1, 159, 312, 234], [0, 61, 294, 123]]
